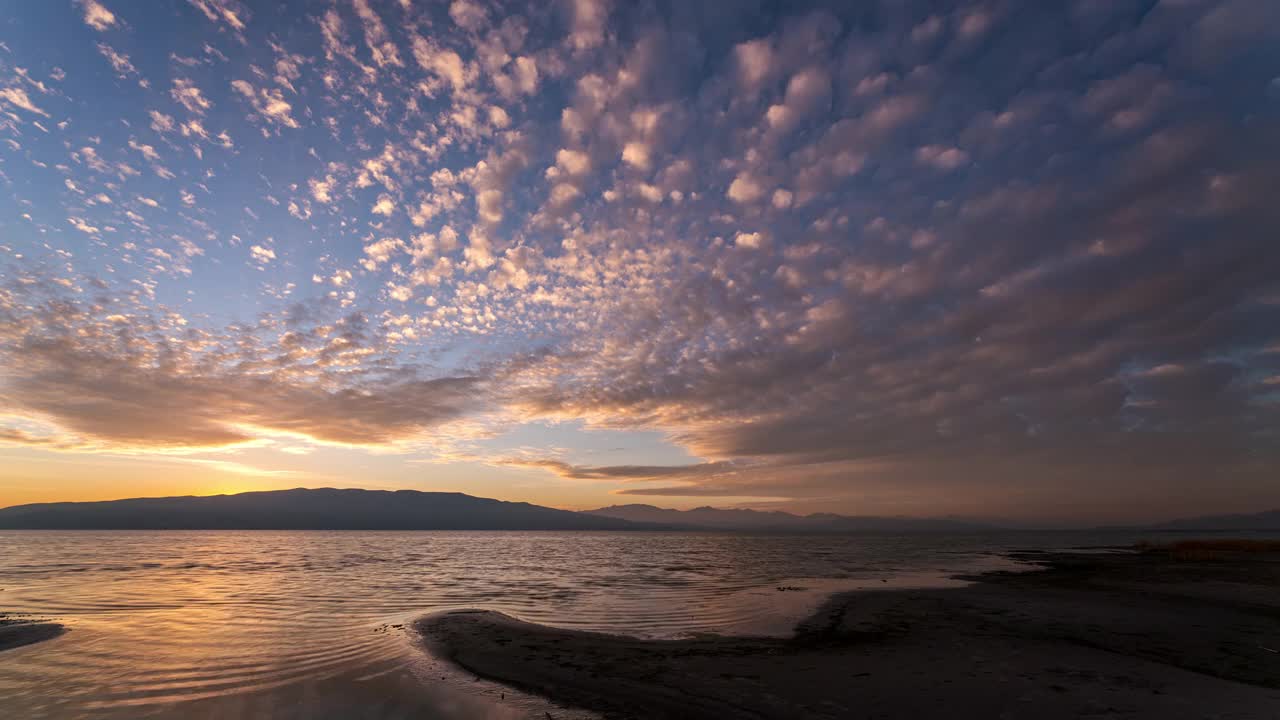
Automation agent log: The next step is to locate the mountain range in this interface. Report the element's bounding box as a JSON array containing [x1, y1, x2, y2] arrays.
[[580, 504, 993, 532], [1, 489, 1276, 532], [0, 489, 989, 532], [0, 488, 647, 531], [1137, 509, 1280, 532]]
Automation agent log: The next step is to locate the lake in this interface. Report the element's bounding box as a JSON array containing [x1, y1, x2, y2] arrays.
[[0, 529, 1185, 719]]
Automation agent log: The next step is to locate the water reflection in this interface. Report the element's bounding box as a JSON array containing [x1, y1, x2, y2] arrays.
[[0, 530, 1057, 718]]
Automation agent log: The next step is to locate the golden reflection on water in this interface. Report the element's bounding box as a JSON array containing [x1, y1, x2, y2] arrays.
[[0, 530, 1030, 719]]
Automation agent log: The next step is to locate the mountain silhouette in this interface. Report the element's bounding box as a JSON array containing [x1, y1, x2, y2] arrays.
[[582, 503, 992, 533], [0, 488, 660, 530], [1139, 509, 1280, 531]]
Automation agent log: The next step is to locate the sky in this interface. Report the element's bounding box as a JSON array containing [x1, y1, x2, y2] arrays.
[[0, 0, 1278, 524]]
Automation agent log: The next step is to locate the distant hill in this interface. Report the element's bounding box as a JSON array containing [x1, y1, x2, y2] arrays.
[[0, 488, 659, 531], [582, 504, 992, 533], [1142, 509, 1280, 532]]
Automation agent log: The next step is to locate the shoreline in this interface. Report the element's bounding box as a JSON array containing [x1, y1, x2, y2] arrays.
[[416, 548, 1280, 719], [0, 613, 64, 653]]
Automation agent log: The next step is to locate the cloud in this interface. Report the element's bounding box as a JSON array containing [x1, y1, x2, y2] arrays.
[[734, 38, 773, 91], [249, 245, 275, 264], [765, 67, 830, 135], [230, 79, 300, 129], [412, 37, 470, 94], [97, 43, 138, 78], [621, 141, 651, 170], [310, 175, 336, 203], [449, 0, 487, 31], [171, 78, 212, 115], [500, 458, 736, 481], [318, 8, 358, 65], [915, 145, 970, 170], [186, 0, 248, 33], [370, 194, 396, 216], [387, 283, 413, 302], [727, 172, 766, 204], [78, 0, 117, 31], [352, 0, 402, 68], [0, 87, 48, 117], [6, 1, 1280, 520], [0, 292, 481, 451], [148, 110, 175, 133], [548, 183, 581, 208], [1171, 0, 1280, 67], [493, 101, 1279, 516], [67, 217, 100, 234], [555, 148, 591, 176], [361, 237, 404, 269], [568, 0, 609, 51]]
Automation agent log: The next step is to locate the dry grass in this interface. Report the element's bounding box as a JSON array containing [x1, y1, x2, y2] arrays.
[[1135, 538, 1280, 561]]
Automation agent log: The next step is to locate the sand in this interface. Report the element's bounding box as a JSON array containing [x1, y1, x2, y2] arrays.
[[0, 612, 64, 653], [416, 549, 1280, 719]]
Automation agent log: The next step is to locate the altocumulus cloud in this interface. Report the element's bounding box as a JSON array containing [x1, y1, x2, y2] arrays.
[[1, 0, 1278, 519], [0, 281, 480, 451]]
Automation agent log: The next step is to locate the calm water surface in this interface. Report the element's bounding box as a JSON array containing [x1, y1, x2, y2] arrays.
[[0, 530, 1174, 719]]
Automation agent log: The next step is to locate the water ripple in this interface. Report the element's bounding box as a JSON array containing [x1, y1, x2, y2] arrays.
[[0, 529, 1091, 718]]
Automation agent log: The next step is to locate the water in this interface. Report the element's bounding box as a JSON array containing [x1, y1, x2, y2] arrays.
[[0, 529, 1175, 718]]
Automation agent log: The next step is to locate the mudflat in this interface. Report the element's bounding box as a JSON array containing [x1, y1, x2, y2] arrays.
[[417, 547, 1280, 719], [0, 612, 64, 653]]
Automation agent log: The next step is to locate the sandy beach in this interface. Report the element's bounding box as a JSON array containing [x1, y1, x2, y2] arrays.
[[417, 546, 1280, 719]]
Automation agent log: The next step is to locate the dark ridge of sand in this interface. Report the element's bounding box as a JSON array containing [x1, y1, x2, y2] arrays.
[[416, 549, 1280, 719], [0, 613, 64, 652]]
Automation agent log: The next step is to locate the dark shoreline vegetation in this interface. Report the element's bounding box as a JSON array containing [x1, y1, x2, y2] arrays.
[[417, 545, 1280, 719], [0, 612, 64, 653]]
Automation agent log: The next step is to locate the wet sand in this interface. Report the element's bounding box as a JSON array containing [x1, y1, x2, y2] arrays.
[[0, 613, 64, 653], [417, 549, 1280, 719]]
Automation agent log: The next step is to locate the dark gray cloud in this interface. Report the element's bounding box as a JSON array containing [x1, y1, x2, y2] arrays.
[[494, 0, 1280, 516]]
